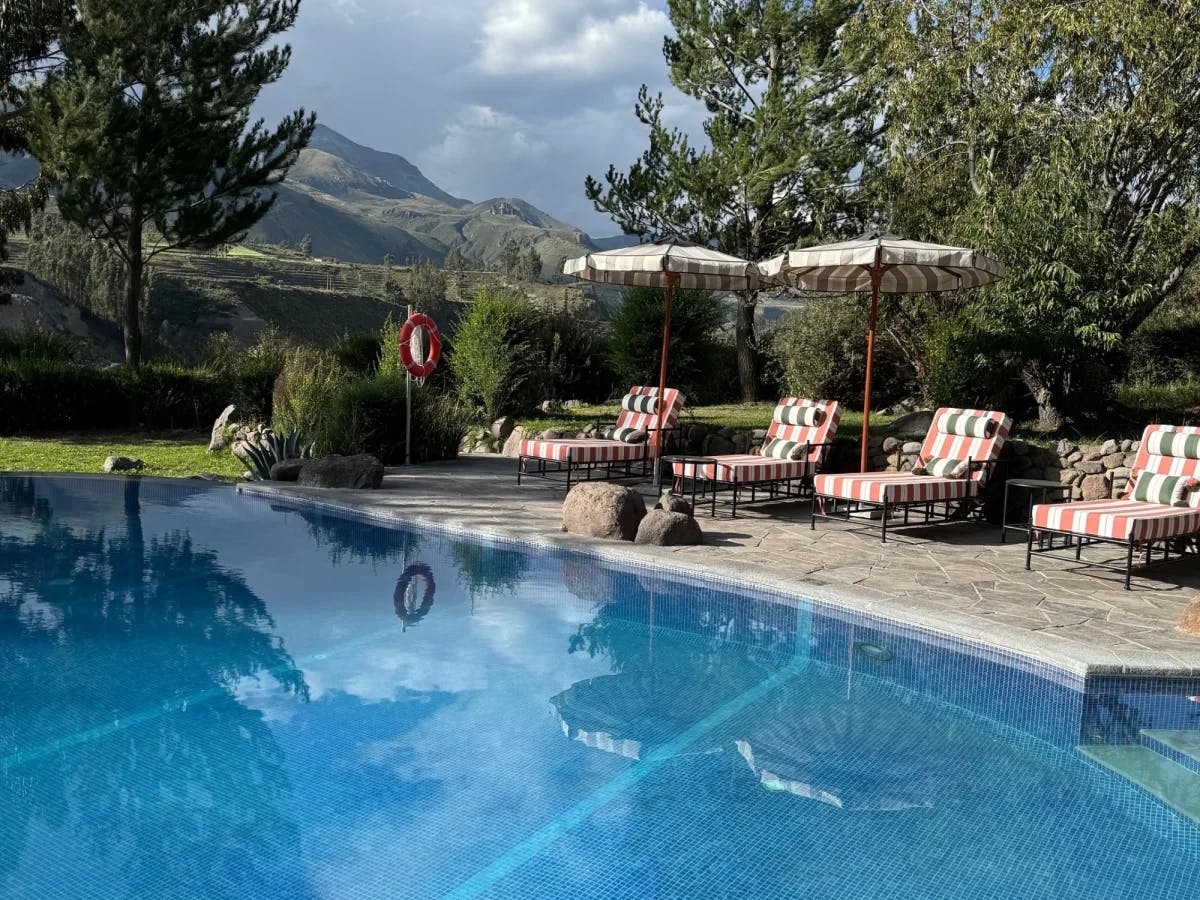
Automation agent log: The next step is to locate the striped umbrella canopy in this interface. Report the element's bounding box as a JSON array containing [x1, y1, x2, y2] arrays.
[[760, 231, 1004, 470], [564, 243, 761, 464]]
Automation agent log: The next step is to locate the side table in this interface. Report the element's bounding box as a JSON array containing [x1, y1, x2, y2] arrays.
[[660, 456, 719, 517], [1001, 477, 1073, 544]]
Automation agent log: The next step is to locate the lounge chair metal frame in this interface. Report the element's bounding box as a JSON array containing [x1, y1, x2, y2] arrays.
[[672, 441, 835, 517], [516, 445, 655, 492], [811, 458, 997, 541], [1024, 526, 1200, 591]]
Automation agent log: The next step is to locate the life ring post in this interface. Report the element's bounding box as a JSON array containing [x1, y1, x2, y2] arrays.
[[398, 309, 443, 465]]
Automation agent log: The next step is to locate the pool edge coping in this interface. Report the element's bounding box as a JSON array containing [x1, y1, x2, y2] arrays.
[[235, 481, 1200, 680]]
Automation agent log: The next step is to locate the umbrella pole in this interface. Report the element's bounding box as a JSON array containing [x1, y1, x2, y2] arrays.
[[859, 250, 883, 472], [654, 273, 678, 486]]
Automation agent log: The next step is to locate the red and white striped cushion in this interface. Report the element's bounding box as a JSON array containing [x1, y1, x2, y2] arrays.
[[676, 455, 811, 483], [814, 471, 976, 505], [519, 439, 647, 464], [764, 398, 842, 463], [1032, 499, 1200, 542], [614, 385, 685, 446], [919, 408, 1012, 485]]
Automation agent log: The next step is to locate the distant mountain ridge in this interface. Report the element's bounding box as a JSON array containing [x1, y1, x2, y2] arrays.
[[1, 124, 634, 276]]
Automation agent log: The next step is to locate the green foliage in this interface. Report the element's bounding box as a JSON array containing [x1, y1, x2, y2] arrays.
[[0, 432, 245, 479], [233, 428, 314, 481], [450, 289, 545, 420], [540, 305, 615, 403], [331, 331, 383, 376], [22, 209, 129, 322], [1124, 298, 1200, 386], [271, 347, 350, 448], [318, 375, 467, 464], [1115, 378, 1200, 425], [198, 327, 291, 422], [766, 299, 914, 409], [0, 327, 82, 363], [24, 0, 315, 366], [919, 314, 1023, 414], [608, 286, 724, 402]]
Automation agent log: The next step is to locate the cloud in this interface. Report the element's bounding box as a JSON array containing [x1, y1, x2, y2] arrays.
[[478, 0, 670, 79]]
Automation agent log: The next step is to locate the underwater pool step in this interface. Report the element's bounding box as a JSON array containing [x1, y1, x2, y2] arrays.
[[1140, 730, 1200, 768], [1078, 744, 1200, 824]]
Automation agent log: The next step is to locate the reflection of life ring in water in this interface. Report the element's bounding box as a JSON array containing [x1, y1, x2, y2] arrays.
[[394, 563, 436, 628]]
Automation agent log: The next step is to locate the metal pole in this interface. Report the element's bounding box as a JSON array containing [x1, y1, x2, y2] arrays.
[[405, 303, 412, 467], [859, 242, 884, 472], [655, 273, 678, 486]]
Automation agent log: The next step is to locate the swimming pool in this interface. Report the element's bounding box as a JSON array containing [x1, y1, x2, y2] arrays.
[[1, 474, 1198, 898]]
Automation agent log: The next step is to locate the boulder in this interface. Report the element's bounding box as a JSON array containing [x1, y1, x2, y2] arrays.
[[635, 510, 704, 546], [751, 429, 769, 443], [1177, 597, 1200, 637], [1080, 473, 1111, 502], [502, 426, 527, 458], [901, 441, 923, 454], [1120, 439, 1133, 452], [491, 416, 515, 442], [1101, 439, 1119, 455], [208, 404, 238, 453], [702, 433, 736, 456], [656, 491, 694, 516], [1084, 449, 1104, 462], [731, 433, 749, 453], [270, 459, 307, 482], [540, 399, 563, 414], [1066, 450, 1083, 464], [297, 454, 384, 489], [562, 483, 647, 541], [563, 399, 584, 409], [1075, 461, 1104, 475], [1056, 439, 1076, 457], [881, 436, 900, 452], [888, 410, 935, 437], [1102, 452, 1126, 469], [103, 456, 144, 473]]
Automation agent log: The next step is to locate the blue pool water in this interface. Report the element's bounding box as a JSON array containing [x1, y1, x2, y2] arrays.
[[1, 475, 1199, 899]]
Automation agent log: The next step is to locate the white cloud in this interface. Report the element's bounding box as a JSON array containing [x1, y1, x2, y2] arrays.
[[478, 0, 670, 79]]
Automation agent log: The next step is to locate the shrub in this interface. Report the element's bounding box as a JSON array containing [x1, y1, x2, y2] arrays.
[[272, 347, 350, 450], [198, 328, 291, 422], [129, 363, 229, 429], [541, 306, 615, 403], [920, 314, 1025, 415], [319, 375, 468, 464], [331, 330, 383, 376], [0, 328, 84, 363], [1124, 301, 1200, 385], [450, 289, 545, 420], [608, 286, 724, 401], [767, 298, 914, 409]]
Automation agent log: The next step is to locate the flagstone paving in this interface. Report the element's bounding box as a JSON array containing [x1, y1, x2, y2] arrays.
[[243, 455, 1200, 676]]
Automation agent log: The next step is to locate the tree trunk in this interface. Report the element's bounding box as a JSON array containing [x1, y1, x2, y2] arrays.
[[735, 293, 759, 403], [124, 219, 143, 369], [1022, 363, 1063, 432]]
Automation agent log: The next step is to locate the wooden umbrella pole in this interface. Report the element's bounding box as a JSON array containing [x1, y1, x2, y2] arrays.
[[860, 243, 884, 472], [655, 272, 678, 483]]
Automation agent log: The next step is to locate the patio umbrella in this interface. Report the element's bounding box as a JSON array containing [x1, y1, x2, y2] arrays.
[[760, 230, 1003, 470], [564, 243, 762, 445]]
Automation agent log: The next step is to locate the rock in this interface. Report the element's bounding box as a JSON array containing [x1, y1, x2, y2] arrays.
[[902, 441, 923, 454], [1177, 597, 1200, 637], [1120, 439, 1133, 452], [1058, 469, 1077, 484], [208, 404, 238, 453], [1131, 440, 1141, 452], [562, 483, 647, 541], [542, 429, 565, 441], [1066, 450, 1083, 464], [718, 427, 736, 439], [635, 510, 704, 546], [1084, 449, 1104, 462], [540, 400, 563, 414], [563, 399, 583, 409], [882, 436, 900, 452], [656, 491, 694, 516], [188, 473, 228, 482], [1102, 452, 1126, 468], [1124, 453, 1138, 467], [1076, 461, 1104, 475], [103, 456, 143, 473], [582, 424, 598, 437], [1012, 441, 1030, 456], [751, 429, 769, 443], [702, 434, 736, 456], [1080, 473, 1111, 502], [270, 459, 307, 482], [1112, 466, 1132, 480], [297, 454, 384, 489], [1101, 439, 1119, 455], [502, 426, 527, 458], [491, 416, 515, 442], [731, 433, 749, 453], [889, 410, 935, 437]]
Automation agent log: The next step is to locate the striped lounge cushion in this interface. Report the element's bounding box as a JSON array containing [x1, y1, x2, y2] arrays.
[[674, 455, 810, 483], [938, 412, 997, 438], [520, 439, 647, 464], [916, 457, 969, 478], [1146, 429, 1200, 459], [1130, 473, 1197, 506], [763, 438, 808, 460], [773, 404, 825, 427], [814, 472, 976, 505], [610, 427, 648, 444], [1032, 499, 1200, 542]]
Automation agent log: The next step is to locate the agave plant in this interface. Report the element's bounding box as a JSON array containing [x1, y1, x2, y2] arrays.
[[234, 428, 315, 480]]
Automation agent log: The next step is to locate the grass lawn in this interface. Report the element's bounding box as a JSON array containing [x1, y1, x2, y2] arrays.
[[518, 402, 902, 435], [0, 432, 245, 479]]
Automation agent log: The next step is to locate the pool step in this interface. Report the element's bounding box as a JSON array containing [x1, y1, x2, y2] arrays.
[[1078, 744, 1200, 824], [1140, 729, 1200, 771]]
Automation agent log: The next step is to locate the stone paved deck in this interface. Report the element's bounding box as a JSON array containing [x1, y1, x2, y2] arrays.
[[242, 455, 1200, 677]]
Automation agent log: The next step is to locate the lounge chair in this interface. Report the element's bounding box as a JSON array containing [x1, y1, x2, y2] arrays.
[[669, 398, 841, 517], [517, 386, 685, 490], [1026, 424, 1200, 589], [812, 407, 1012, 541]]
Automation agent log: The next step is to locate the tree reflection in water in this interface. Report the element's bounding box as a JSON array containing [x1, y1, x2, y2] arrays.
[[0, 477, 312, 896]]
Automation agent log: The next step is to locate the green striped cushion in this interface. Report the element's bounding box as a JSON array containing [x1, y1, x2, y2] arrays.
[[763, 438, 808, 461], [1131, 472, 1196, 506], [610, 427, 648, 444], [915, 457, 969, 478], [938, 413, 997, 438], [1147, 429, 1200, 459], [772, 404, 824, 427], [620, 393, 658, 414]]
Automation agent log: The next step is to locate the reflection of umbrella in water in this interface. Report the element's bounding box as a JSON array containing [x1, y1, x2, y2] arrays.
[[394, 563, 435, 630], [734, 678, 988, 812]]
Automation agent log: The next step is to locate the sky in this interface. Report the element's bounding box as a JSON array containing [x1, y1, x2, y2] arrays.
[[254, 0, 703, 237]]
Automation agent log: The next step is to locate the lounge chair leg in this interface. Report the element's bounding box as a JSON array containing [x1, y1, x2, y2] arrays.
[[731, 479, 738, 518], [881, 501, 889, 543], [1025, 525, 1034, 571], [1125, 538, 1135, 590], [517, 455, 523, 485]]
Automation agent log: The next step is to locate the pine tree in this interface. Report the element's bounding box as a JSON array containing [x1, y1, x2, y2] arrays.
[[24, 0, 315, 367], [496, 237, 522, 278], [297, 234, 313, 257], [522, 246, 543, 282], [586, 0, 877, 401]]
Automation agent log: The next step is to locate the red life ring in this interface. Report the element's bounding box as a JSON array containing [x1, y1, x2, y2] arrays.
[[398, 312, 442, 378], [394, 562, 436, 627]]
